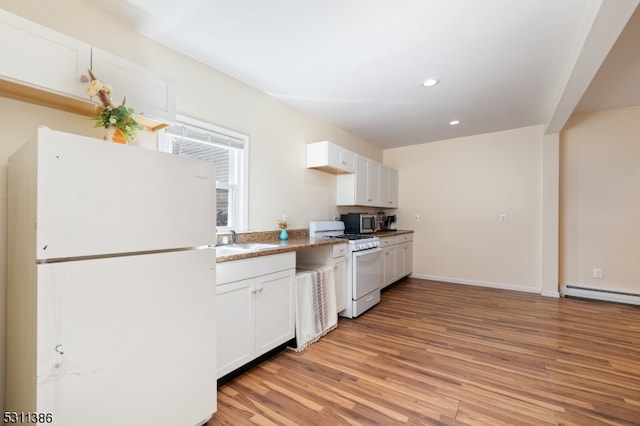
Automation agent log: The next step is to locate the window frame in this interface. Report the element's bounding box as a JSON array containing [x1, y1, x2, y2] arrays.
[[158, 115, 249, 232]]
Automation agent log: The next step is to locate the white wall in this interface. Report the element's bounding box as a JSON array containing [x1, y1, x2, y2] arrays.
[[0, 0, 383, 410], [384, 126, 545, 293], [560, 106, 640, 294]]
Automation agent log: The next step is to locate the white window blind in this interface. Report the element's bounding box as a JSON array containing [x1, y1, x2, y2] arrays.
[[160, 117, 248, 230]]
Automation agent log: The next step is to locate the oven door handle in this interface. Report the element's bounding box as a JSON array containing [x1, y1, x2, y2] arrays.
[[353, 247, 381, 257]]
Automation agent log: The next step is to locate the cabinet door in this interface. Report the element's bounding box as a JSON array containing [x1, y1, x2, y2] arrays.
[[0, 9, 90, 99], [339, 149, 356, 172], [354, 155, 369, 205], [388, 168, 399, 208], [328, 144, 355, 172], [307, 141, 356, 174], [366, 160, 381, 205], [396, 242, 413, 279], [404, 242, 413, 276], [255, 269, 295, 356], [382, 245, 397, 288], [381, 166, 399, 208], [333, 257, 347, 312], [379, 166, 390, 209], [91, 47, 176, 123], [216, 278, 255, 378]]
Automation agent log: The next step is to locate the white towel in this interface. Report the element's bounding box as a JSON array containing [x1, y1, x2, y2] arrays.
[[290, 265, 338, 351]]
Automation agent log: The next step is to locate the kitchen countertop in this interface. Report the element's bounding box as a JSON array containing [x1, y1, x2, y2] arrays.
[[215, 236, 341, 262], [371, 229, 413, 238], [215, 229, 414, 263]]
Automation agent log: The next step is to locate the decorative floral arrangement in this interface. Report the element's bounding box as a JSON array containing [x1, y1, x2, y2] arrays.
[[278, 214, 288, 230], [85, 69, 142, 142]]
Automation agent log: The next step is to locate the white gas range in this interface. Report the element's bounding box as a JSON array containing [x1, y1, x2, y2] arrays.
[[309, 221, 382, 318]]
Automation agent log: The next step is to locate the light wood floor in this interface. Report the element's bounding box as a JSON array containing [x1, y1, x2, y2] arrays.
[[209, 278, 640, 425]]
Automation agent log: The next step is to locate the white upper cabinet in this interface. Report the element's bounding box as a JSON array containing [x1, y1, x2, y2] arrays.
[[306, 141, 356, 174], [337, 155, 398, 207], [0, 10, 176, 130], [366, 159, 381, 205], [0, 9, 90, 99], [379, 166, 399, 208], [91, 47, 176, 124], [355, 155, 370, 205]]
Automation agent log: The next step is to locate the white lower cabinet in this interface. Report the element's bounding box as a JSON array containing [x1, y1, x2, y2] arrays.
[[381, 233, 414, 289], [296, 243, 347, 314], [382, 242, 397, 288], [254, 270, 296, 355], [332, 243, 348, 313], [216, 278, 254, 376], [397, 241, 413, 279], [216, 253, 295, 379]]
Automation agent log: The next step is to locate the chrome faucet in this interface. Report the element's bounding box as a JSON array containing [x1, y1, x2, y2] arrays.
[[230, 230, 237, 244]]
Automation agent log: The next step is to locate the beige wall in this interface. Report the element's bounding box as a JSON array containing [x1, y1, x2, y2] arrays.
[[384, 126, 545, 292], [560, 106, 640, 294], [0, 0, 383, 410]]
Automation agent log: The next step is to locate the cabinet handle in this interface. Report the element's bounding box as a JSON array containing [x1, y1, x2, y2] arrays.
[[54, 344, 64, 369], [80, 74, 90, 83], [251, 288, 257, 294], [257, 287, 263, 292]]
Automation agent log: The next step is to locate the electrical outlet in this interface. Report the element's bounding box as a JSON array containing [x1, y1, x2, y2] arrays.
[[593, 268, 603, 279], [499, 214, 507, 223]]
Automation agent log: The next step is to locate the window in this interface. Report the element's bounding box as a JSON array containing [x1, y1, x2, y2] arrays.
[[159, 115, 248, 231]]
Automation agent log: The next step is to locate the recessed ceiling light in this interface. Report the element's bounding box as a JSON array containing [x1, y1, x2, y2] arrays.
[[449, 120, 461, 126], [421, 78, 439, 87]]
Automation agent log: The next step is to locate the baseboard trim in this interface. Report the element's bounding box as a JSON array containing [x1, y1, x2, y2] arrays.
[[561, 285, 640, 306], [411, 273, 543, 295], [540, 289, 561, 298]]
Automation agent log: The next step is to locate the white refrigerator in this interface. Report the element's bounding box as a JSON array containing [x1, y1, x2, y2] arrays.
[[7, 127, 218, 425]]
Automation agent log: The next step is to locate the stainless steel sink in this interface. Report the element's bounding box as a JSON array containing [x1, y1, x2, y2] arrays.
[[215, 242, 280, 255]]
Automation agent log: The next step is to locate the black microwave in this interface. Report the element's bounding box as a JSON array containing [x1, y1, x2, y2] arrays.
[[341, 213, 376, 234]]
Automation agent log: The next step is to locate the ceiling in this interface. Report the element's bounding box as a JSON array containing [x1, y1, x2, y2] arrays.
[[86, 0, 639, 149]]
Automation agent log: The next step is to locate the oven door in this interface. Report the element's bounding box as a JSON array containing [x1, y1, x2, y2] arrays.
[[351, 248, 382, 299]]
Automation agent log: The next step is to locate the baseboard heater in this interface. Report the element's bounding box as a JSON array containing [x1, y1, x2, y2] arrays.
[[562, 285, 640, 306]]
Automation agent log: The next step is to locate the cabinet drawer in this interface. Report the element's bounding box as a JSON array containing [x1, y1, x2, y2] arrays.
[[379, 237, 396, 247], [217, 252, 295, 285], [332, 243, 347, 258], [352, 289, 381, 318], [397, 233, 413, 243]]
